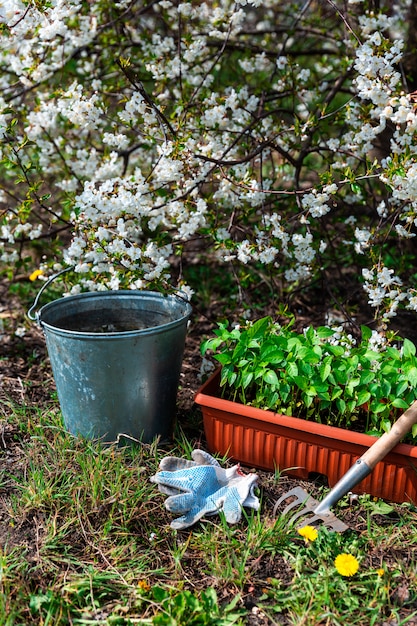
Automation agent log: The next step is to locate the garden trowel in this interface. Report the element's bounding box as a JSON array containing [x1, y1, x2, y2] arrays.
[[273, 400, 417, 532]]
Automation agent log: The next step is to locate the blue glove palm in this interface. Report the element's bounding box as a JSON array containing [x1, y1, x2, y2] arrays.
[[150, 450, 259, 529]]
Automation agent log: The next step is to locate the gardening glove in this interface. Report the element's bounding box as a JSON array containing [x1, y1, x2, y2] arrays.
[[151, 449, 218, 497], [153, 449, 259, 509], [150, 450, 260, 529], [155, 449, 260, 510]]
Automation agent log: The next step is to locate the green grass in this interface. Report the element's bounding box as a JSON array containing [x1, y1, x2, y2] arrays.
[[1, 401, 417, 625]]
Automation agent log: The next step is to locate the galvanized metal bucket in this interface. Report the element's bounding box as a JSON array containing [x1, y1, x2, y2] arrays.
[[29, 276, 192, 444]]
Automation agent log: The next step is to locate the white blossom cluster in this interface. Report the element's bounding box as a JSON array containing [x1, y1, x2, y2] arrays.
[[0, 0, 417, 321], [361, 265, 416, 318]]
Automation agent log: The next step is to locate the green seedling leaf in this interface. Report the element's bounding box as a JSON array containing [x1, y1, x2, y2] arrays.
[[363, 349, 382, 361], [360, 325, 373, 341], [380, 418, 392, 433], [293, 375, 307, 390], [220, 364, 236, 386], [260, 345, 285, 364], [305, 326, 315, 342], [346, 378, 360, 394], [315, 381, 330, 394], [406, 366, 417, 386], [347, 399, 357, 413], [287, 361, 298, 377], [326, 344, 345, 357], [392, 397, 410, 409], [319, 359, 332, 382], [263, 369, 279, 386], [303, 347, 321, 363], [369, 382, 383, 398], [312, 344, 323, 359], [380, 364, 397, 377], [242, 371, 253, 388], [214, 353, 233, 365], [250, 316, 271, 339], [336, 397, 346, 414], [302, 392, 314, 408], [201, 337, 223, 354], [372, 402, 388, 415], [268, 390, 279, 408], [395, 380, 409, 396], [295, 346, 311, 360], [331, 386, 343, 400], [386, 346, 401, 359], [380, 379, 392, 397], [403, 338, 417, 358], [334, 369, 348, 385], [316, 326, 336, 339], [279, 382, 291, 401], [356, 390, 371, 406], [287, 337, 303, 351]]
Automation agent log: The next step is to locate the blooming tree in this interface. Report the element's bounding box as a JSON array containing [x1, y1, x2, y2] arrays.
[[1, 0, 417, 322]]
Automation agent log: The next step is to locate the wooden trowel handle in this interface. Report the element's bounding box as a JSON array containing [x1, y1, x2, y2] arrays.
[[361, 400, 417, 470]]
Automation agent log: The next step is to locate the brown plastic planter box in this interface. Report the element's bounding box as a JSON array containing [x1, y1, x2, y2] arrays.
[[195, 369, 417, 504]]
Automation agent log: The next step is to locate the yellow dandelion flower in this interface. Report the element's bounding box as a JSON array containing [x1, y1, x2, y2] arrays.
[[376, 568, 385, 577], [138, 580, 151, 592], [297, 525, 318, 542], [334, 553, 359, 577], [29, 269, 43, 281]]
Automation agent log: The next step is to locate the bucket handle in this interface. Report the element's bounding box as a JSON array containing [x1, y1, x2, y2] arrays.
[[27, 267, 192, 323], [27, 267, 73, 323]]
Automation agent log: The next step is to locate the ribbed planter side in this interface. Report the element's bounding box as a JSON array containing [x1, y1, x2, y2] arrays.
[[195, 369, 417, 504]]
